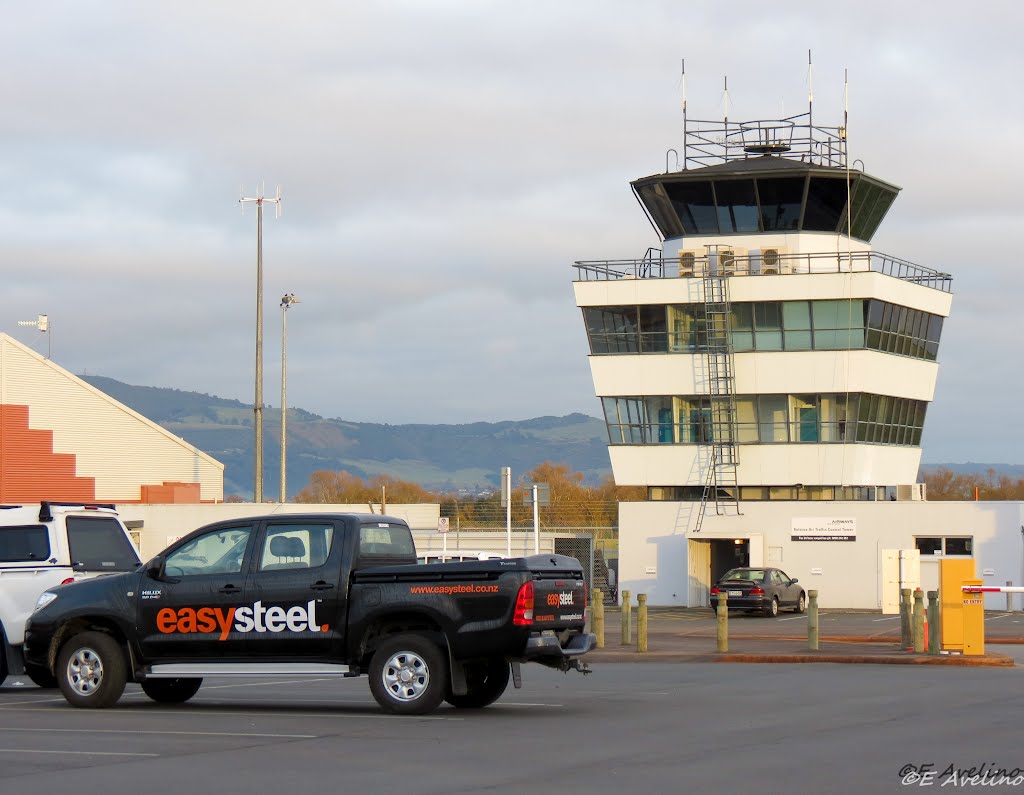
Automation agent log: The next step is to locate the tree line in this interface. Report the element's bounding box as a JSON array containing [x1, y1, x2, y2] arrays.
[[294, 461, 645, 529], [921, 468, 1024, 500]]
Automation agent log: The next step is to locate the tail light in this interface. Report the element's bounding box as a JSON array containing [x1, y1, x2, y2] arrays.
[[710, 586, 721, 595], [60, 578, 75, 585], [513, 581, 535, 626], [750, 587, 765, 595]]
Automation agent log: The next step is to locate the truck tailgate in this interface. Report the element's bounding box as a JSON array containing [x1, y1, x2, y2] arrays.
[[527, 555, 587, 628]]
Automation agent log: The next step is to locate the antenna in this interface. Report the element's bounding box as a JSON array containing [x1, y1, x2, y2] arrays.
[[722, 75, 730, 124], [807, 49, 814, 130], [17, 314, 50, 358], [681, 58, 688, 169], [238, 183, 284, 504]]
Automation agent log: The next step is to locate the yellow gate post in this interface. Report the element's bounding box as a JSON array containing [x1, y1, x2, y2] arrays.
[[939, 558, 976, 653], [961, 579, 985, 656], [637, 594, 648, 653], [620, 589, 632, 646], [593, 588, 605, 649]]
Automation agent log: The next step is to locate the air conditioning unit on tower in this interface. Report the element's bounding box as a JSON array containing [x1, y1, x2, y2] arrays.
[[761, 247, 789, 275], [678, 250, 699, 277]]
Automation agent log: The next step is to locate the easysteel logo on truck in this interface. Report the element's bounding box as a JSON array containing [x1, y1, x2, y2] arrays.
[[155, 600, 327, 641]]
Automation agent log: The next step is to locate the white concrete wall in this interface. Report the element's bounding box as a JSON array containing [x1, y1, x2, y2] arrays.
[[608, 444, 921, 488], [117, 503, 441, 560], [618, 500, 1024, 610], [590, 350, 938, 401]]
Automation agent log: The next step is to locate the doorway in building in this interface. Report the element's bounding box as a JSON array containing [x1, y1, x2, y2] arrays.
[[688, 538, 751, 606]]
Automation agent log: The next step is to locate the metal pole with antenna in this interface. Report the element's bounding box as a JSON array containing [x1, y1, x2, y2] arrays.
[[279, 293, 300, 503], [681, 58, 687, 169], [17, 314, 50, 358], [239, 185, 282, 504]]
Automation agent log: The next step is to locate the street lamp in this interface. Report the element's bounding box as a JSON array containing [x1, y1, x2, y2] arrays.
[[239, 186, 281, 503], [280, 293, 300, 503]]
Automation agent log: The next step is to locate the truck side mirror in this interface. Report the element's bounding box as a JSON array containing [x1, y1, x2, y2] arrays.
[[145, 555, 166, 580]]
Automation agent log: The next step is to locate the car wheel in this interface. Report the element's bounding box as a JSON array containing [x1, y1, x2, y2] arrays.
[[25, 663, 58, 689], [369, 634, 447, 715], [141, 678, 203, 704], [57, 631, 127, 709], [765, 596, 780, 617], [795, 592, 807, 614], [445, 658, 510, 709]]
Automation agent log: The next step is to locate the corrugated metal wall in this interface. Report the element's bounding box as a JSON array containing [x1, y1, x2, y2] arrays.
[[0, 334, 223, 502]]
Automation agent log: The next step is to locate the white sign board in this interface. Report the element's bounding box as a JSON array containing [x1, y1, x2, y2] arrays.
[[437, 517, 450, 534], [791, 517, 856, 542]]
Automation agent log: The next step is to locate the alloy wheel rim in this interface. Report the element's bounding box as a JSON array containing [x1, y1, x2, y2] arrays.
[[382, 651, 429, 702], [67, 647, 104, 696]]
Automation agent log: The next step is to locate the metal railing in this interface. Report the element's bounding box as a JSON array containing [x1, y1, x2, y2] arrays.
[[573, 250, 952, 293]]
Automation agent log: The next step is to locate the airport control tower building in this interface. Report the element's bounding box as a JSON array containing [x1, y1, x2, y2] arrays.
[[573, 105, 955, 604]]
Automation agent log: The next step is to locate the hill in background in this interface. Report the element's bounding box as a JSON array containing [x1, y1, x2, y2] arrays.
[[82, 376, 612, 499]]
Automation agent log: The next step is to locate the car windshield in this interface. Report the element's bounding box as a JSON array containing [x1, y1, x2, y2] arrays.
[[721, 568, 765, 582]]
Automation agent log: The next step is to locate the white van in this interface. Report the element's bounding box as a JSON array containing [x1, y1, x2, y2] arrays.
[[0, 502, 141, 687]]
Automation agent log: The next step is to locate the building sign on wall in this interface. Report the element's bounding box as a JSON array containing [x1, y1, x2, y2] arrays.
[[791, 517, 856, 542]]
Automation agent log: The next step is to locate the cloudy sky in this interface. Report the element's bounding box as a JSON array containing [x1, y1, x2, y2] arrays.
[[3, 1, 1022, 464]]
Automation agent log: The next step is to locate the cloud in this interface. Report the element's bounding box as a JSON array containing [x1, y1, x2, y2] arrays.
[[2, 0, 1022, 463]]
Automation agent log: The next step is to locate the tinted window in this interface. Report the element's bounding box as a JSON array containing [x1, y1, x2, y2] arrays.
[[0, 524, 50, 563], [713, 179, 759, 233], [66, 516, 141, 571], [260, 523, 334, 571], [165, 526, 252, 576], [803, 177, 848, 231], [665, 181, 718, 234], [359, 523, 416, 558], [757, 177, 804, 231]]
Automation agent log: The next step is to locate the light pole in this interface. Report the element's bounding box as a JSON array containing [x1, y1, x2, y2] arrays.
[[239, 186, 281, 503], [280, 293, 300, 503]]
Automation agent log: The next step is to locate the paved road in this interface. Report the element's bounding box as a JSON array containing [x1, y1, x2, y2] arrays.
[[3, 661, 1024, 795]]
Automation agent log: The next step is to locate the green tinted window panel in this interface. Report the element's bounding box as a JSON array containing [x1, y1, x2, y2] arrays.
[[784, 330, 812, 350], [782, 301, 811, 330]]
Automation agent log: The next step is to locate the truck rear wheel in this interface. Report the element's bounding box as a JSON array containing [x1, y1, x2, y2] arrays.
[[369, 634, 447, 715], [445, 658, 510, 709], [57, 631, 127, 709], [141, 678, 203, 704]]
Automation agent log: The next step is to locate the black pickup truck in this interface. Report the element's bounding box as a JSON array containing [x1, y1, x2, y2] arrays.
[[24, 513, 594, 714]]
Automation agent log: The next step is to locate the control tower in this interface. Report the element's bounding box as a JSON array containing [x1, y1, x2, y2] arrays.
[[573, 106, 953, 538]]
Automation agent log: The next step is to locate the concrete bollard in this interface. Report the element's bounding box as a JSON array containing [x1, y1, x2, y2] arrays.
[[637, 594, 648, 653], [900, 588, 913, 650], [913, 588, 925, 653], [620, 589, 632, 646], [716, 592, 728, 653], [808, 590, 819, 650], [593, 588, 605, 649], [927, 590, 939, 655]]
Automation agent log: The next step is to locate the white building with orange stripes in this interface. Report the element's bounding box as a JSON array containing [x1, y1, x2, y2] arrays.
[[0, 333, 223, 504]]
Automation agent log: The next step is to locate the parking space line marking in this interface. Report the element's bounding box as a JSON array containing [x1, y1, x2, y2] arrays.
[[0, 748, 159, 757], [0, 697, 67, 707], [0, 706, 460, 721], [873, 617, 900, 622], [778, 616, 806, 621], [0, 727, 318, 739], [985, 613, 1012, 621]]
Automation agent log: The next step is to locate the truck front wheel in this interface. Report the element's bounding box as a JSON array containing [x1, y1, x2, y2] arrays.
[[57, 631, 127, 709], [369, 634, 447, 715], [445, 658, 510, 709]]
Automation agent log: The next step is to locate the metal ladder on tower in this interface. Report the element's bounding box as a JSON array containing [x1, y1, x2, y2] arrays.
[[694, 248, 741, 533]]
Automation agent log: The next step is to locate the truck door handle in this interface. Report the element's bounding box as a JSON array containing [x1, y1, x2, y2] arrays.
[[218, 585, 242, 595], [311, 582, 335, 592]]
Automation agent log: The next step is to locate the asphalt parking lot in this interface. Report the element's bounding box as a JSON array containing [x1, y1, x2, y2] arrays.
[[4, 658, 1024, 795]]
